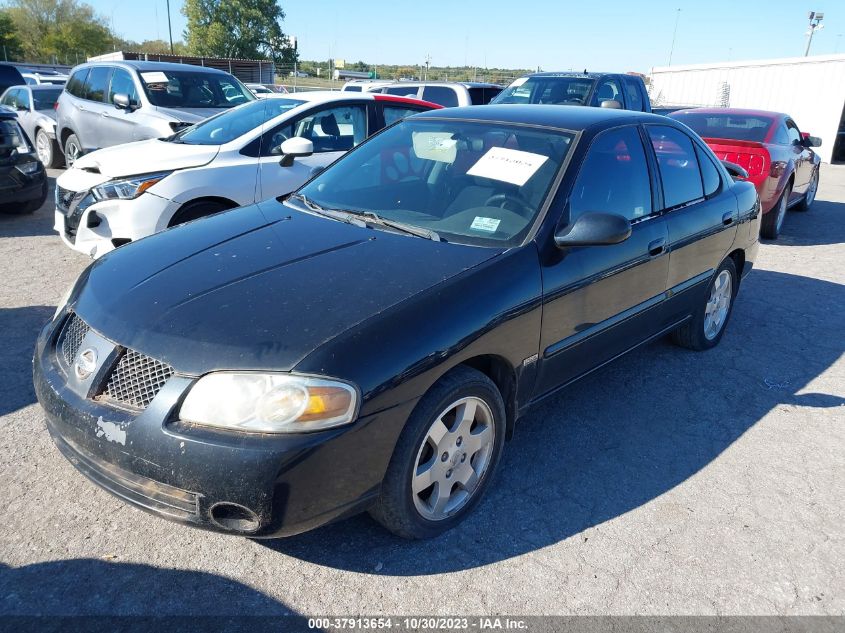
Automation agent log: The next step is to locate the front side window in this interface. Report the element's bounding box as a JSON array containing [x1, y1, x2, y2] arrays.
[[421, 86, 459, 108], [17, 89, 31, 110], [492, 76, 596, 105], [0, 90, 13, 106], [785, 120, 802, 144], [139, 70, 253, 108], [173, 98, 304, 146], [66, 69, 89, 98], [569, 126, 652, 222], [623, 77, 645, 111], [298, 118, 574, 247], [268, 104, 367, 154], [109, 68, 139, 104], [83, 66, 112, 102], [647, 125, 704, 209]]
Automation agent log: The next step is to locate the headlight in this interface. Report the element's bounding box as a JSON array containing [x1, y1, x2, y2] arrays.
[[180, 373, 359, 433], [16, 161, 40, 175], [91, 171, 171, 201]]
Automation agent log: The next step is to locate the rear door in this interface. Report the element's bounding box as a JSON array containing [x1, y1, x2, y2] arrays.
[[536, 124, 669, 396], [645, 124, 738, 323], [77, 66, 113, 150], [256, 101, 369, 201]]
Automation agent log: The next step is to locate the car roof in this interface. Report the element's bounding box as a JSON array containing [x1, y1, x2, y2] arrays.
[[672, 107, 784, 120], [279, 90, 436, 106], [29, 83, 64, 91], [75, 60, 230, 75], [525, 71, 619, 79], [413, 104, 665, 131], [379, 81, 501, 88]]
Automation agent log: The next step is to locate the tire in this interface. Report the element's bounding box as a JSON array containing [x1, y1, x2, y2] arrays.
[[63, 133, 82, 168], [168, 199, 232, 227], [672, 257, 738, 351], [35, 129, 63, 169], [1, 181, 47, 215], [760, 181, 791, 240], [794, 168, 818, 212], [369, 365, 506, 539]]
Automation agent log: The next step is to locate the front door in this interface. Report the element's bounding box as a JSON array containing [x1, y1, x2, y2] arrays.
[[100, 68, 142, 145], [536, 124, 670, 397]]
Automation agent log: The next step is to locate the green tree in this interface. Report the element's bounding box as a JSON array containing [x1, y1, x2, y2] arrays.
[[182, 0, 296, 64], [0, 10, 22, 60], [6, 0, 113, 63]]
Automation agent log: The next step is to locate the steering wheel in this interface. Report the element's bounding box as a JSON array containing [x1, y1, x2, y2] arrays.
[[484, 193, 534, 217]]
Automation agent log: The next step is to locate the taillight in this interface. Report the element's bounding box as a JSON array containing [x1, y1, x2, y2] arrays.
[[53, 102, 59, 110]]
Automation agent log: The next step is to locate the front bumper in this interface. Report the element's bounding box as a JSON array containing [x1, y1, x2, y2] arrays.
[[0, 168, 47, 205], [34, 315, 415, 537], [54, 191, 179, 258]]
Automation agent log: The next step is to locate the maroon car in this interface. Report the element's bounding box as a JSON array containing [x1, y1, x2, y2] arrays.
[[670, 108, 821, 239]]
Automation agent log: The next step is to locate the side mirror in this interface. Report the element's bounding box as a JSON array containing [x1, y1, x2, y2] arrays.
[[16, 104, 28, 112], [279, 137, 314, 167], [554, 212, 632, 248], [802, 135, 822, 148], [721, 160, 748, 181], [600, 99, 623, 109], [113, 93, 135, 111]]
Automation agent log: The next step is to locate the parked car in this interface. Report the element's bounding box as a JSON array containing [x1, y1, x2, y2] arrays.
[[0, 63, 25, 97], [0, 109, 47, 214], [373, 81, 503, 107], [0, 84, 64, 167], [21, 71, 68, 86], [54, 92, 440, 257], [56, 61, 255, 167], [492, 71, 651, 112], [669, 108, 821, 239], [37, 105, 759, 539], [342, 79, 393, 92], [246, 83, 274, 98]]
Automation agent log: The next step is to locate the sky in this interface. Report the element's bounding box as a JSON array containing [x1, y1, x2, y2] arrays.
[[89, 0, 843, 72]]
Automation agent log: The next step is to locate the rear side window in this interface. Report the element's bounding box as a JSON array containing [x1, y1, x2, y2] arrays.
[[623, 77, 645, 112], [421, 86, 459, 107], [385, 86, 418, 97], [570, 126, 652, 222], [695, 144, 721, 197], [647, 125, 704, 209], [66, 69, 89, 97], [108, 68, 138, 104], [344, 85, 362, 92], [468, 87, 502, 105], [82, 66, 112, 102], [383, 105, 423, 127]]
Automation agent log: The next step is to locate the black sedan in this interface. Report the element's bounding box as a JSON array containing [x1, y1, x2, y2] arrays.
[[34, 105, 760, 539], [0, 109, 47, 214]]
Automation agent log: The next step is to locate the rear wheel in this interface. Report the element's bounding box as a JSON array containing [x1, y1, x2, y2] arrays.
[[795, 168, 818, 212], [760, 182, 791, 240], [672, 257, 737, 351], [168, 199, 233, 227], [370, 366, 506, 539], [63, 133, 82, 168]]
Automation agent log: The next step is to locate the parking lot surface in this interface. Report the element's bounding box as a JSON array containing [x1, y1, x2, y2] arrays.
[[1, 166, 843, 616]]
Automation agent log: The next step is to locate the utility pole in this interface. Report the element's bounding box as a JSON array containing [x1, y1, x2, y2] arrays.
[[424, 54, 431, 81], [668, 8, 681, 66], [166, 0, 174, 54], [805, 12, 824, 56]]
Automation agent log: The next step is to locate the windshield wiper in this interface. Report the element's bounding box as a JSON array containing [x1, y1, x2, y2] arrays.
[[289, 194, 365, 226], [347, 210, 441, 241]]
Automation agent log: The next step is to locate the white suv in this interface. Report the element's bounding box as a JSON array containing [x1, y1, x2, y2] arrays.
[[373, 81, 502, 107]]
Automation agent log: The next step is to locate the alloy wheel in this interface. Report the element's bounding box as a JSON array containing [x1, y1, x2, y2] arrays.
[[36, 133, 52, 165], [703, 270, 732, 341], [775, 189, 789, 233], [805, 172, 818, 207], [411, 396, 495, 521], [65, 140, 80, 167]]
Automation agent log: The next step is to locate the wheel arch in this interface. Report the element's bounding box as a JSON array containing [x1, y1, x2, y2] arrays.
[[727, 248, 745, 287], [458, 354, 518, 440], [167, 196, 240, 227]]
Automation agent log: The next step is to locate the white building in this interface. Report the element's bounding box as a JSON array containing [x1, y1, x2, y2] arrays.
[[649, 54, 845, 164]]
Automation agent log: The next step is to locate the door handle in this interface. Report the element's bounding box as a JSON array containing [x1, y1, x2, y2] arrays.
[[722, 212, 734, 226], [648, 237, 666, 257], [100, 112, 109, 118]]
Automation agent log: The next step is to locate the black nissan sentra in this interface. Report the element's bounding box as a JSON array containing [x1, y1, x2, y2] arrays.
[[35, 105, 760, 539]]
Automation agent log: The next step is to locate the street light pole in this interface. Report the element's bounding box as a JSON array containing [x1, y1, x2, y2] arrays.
[[804, 11, 824, 57], [166, 0, 174, 54], [668, 8, 681, 66]]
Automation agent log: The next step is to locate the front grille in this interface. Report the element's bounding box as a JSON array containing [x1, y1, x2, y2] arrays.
[[101, 348, 175, 409], [58, 313, 89, 366]]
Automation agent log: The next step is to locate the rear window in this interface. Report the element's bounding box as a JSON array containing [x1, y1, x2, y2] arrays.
[[33, 88, 62, 110], [421, 86, 459, 107], [670, 112, 773, 142]]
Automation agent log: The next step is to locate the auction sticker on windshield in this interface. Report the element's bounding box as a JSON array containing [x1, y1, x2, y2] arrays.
[[467, 147, 548, 186], [470, 217, 501, 232], [141, 71, 169, 84]]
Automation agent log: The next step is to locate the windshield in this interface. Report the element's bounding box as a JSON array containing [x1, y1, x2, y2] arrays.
[[139, 69, 254, 108], [670, 112, 773, 143], [492, 76, 595, 105], [297, 118, 574, 247], [171, 98, 304, 145], [33, 88, 62, 110]]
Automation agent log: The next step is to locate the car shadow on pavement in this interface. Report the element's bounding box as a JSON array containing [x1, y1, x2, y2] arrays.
[[764, 199, 845, 247], [260, 268, 845, 575], [0, 559, 294, 616], [0, 175, 57, 239], [0, 306, 54, 417]]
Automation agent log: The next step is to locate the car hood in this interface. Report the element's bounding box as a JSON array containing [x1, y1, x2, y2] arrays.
[[72, 200, 500, 376], [67, 138, 220, 181], [153, 105, 230, 122]]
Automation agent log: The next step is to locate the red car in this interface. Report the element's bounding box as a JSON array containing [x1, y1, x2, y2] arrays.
[[669, 108, 821, 239]]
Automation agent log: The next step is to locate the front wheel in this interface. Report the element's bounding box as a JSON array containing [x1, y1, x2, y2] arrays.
[[370, 366, 506, 539], [672, 257, 738, 351], [795, 168, 818, 212]]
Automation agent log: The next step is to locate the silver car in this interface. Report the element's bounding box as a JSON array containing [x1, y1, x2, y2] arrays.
[[0, 84, 64, 167], [56, 60, 255, 166]]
